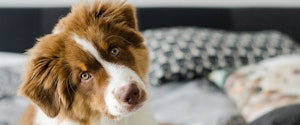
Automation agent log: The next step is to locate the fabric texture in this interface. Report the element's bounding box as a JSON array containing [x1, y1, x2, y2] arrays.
[[0, 52, 27, 99], [150, 79, 239, 125], [249, 104, 300, 125], [0, 66, 23, 99], [209, 55, 300, 123], [0, 52, 28, 125], [143, 27, 300, 86]]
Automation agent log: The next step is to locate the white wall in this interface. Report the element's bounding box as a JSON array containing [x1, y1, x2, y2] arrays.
[[0, 0, 300, 8]]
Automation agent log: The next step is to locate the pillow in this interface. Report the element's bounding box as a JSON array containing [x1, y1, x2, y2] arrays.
[[209, 55, 300, 123], [249, 104, 300, 125], [142, 27, 300, 86]]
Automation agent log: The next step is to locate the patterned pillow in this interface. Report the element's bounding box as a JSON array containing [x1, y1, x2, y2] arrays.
[[142, 27, 300, 86]]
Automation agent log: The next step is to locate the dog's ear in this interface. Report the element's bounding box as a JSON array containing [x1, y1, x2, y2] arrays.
[[94, 3, 138, 30], [71, 1, 139, 30], [120, 4, 138, 30], [18, 35, 71, 117]]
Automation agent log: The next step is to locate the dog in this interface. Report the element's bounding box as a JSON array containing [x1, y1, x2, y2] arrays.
[[18, 1, 157, 125]]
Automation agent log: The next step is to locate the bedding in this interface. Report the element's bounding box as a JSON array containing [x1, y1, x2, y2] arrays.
[[250, 104, 300, 125], [0, 52, 28, 125], [209, 55, 300, 124], [0, 52, 238, 125], [143, 27, 300, 86], [150, 79, 239, 125], [0, 52, 27, 99]]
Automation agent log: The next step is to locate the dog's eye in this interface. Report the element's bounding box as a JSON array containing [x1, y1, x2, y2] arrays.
[[81, 72, 91, 80], [111, 48, 120, 56]]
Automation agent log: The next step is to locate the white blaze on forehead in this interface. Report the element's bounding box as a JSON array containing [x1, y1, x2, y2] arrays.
[[72, 35, 147, 116], [73, 35, 103, 63], [72, 35, 144, 84]]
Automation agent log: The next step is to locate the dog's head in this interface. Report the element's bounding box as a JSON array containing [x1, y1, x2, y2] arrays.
[[18, 0, 149, 121]]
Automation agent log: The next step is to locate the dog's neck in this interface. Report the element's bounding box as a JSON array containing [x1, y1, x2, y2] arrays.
[[33, 103, 156, 125]]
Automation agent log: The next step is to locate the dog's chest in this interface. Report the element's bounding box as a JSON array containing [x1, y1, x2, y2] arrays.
[[98, 105, 157, 125]]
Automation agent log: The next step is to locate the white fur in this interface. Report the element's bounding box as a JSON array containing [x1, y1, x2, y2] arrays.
[[99, 103, 157, 125], [34, 108, 79, 125], [34, 104, 156, 125], [52, 28, 62, 34]]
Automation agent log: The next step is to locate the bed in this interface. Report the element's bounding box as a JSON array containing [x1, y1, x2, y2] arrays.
[[1, 3, 300, 125], [0, 52, 239, 125]]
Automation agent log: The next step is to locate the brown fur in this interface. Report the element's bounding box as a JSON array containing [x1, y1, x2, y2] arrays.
[[18, 1, 149, 125], [19, 105, 35, 125]]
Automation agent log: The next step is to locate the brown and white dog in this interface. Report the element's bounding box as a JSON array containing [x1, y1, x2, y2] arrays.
[[18, 0, 157, 125]]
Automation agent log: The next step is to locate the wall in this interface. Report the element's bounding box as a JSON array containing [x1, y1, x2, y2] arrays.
[[0, 0, 300, 8]]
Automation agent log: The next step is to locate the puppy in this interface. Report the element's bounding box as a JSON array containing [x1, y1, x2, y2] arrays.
[[18, 1, 157, 125]]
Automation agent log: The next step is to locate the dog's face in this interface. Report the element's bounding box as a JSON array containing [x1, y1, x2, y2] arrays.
[[18, 1, 149, 122]]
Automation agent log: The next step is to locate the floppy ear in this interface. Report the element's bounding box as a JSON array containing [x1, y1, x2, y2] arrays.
[[18, 35, 72, 118]]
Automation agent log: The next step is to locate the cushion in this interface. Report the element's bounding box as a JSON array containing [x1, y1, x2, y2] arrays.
[[142, 27, 300, 86], [209, 55, 300, 123], [250, 104, 300, 125]]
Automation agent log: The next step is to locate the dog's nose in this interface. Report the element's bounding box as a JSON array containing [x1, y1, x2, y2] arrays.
[[118, 84, 140, 105]]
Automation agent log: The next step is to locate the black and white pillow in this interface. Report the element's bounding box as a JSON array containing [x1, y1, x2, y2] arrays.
[[142, 27, 300, 86]]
